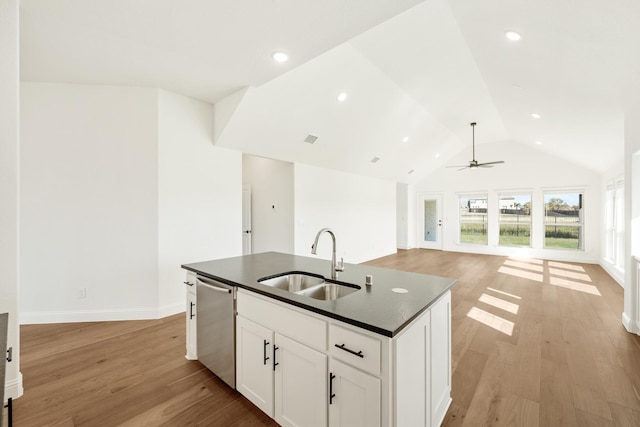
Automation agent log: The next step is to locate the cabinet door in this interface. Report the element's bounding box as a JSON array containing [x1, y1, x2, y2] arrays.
[[275, 334, 327, 427], [430, 291, 451, 427], [185, 273, 197, 360], [329, 359, 380, 427], [237, 316, 275, 417]]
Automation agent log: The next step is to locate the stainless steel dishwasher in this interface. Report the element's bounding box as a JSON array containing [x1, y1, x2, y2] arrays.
[[196, 276, 236, 389]]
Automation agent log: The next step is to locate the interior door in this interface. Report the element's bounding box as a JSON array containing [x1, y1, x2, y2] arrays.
[[242, 184, 252, 255], [418, 194, 443, 250]]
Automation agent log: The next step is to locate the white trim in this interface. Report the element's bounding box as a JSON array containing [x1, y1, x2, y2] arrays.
[[20, 306, 185, 325], [599, 260, 624, 287], [157, 302, 184, 318], [622, 312, 640, 335], [4, 371, 23, 402]]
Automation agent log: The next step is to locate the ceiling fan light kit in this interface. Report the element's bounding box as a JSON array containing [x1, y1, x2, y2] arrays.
[[446, 122, 505, 170]]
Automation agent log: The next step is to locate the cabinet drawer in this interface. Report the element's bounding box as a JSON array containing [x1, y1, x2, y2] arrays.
[[237, 290, 326, 352], [329, 324, 380, 376]]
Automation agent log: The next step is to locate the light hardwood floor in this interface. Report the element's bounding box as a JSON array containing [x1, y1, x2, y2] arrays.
[[13, 249, 640, 426]]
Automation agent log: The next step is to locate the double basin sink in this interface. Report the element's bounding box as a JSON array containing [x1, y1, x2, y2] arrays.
[[258, 272, 360, 301]]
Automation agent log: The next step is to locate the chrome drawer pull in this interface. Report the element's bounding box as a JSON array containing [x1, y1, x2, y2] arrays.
[[334, 343, 364, 358]]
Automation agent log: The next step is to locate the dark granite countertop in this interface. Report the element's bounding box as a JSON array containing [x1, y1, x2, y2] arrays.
[[182, 252, 456, 338]]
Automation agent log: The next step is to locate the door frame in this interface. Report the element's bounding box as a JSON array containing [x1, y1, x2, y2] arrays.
[[417, 193, 443, 250], [242, 184, 252, 255]]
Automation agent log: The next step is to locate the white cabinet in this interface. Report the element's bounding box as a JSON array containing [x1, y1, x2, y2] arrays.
[[236, 292, 327, 427], [236, 316, 274, 416], [275, 334, 327, 427], [329, 358, 380, 427], [395, 291, 451, 427], [184, 272, 197, 360], [234, 288, 452, 427]]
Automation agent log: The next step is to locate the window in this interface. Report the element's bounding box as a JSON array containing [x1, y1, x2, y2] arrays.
[[605, 176, 624, 269], [498, 194, 531, 247], [459, 195, 488, 245], [543, 192, 583, 250]]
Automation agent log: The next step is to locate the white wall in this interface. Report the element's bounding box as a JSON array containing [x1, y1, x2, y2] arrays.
[[20, 83, 160, 322], [396, 182, 416, 249], [293, 164, 396, 264], [242, 155, 294, 254], [414, 141, 602, 263], [0, 0, 23, 400], [20, 83, 242, 323], [158, 90, 242, 315]]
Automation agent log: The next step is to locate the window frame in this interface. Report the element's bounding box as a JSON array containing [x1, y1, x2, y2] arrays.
[[542, 190, 585, 251], [457, 193, 489, 246], [497, 192, 532, 248]]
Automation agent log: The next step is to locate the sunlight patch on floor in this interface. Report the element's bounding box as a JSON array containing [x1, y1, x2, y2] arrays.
[[486, 287, 522, 300], [504, 259, 544, 272], [498, 266, 543, 283], [549, 277, 601, 296], [508, 257, 544, 265], [549, 268, 592, 282], [548, 261, 585, 272], [479, 293, 519, 314], [467, 307, 514, 335]]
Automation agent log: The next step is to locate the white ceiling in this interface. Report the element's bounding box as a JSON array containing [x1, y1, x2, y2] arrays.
[[20, 0, 639, 182]]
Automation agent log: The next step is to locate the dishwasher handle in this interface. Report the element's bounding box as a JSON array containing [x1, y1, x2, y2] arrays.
[[196, 279, 232, 294]]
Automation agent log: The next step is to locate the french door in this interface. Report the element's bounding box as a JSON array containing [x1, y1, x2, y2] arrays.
[[418, 194, 443, 250]]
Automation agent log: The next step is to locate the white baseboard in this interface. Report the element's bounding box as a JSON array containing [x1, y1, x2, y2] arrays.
[[4, 371, 23, 402], [622, 312, 640, 335], [599, 260, 624, 287], [20, 305, 184, 325], [158, 302, 184, 318], [397, 245, 414, 250]]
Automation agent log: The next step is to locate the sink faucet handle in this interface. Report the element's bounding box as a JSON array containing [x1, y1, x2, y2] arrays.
[[336, 257, 345, 272]]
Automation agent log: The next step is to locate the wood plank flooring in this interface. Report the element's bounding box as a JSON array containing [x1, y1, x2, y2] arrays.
[[363, 249, 640, 426], [13, 249, 640, 426]]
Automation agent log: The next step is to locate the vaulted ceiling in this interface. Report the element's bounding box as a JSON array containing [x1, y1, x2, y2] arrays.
[[21, 0, 639, 183]]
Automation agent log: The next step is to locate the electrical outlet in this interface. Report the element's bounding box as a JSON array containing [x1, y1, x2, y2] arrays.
[[78, 288, 86, 298]]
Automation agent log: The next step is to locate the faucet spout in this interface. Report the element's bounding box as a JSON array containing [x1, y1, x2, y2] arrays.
[[311, 228, 343, 280]]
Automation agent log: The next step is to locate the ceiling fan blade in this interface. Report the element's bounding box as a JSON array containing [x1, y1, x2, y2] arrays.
[[476, 160, 505, 166], [446, 165, 470, 168], [457, 166, 469, 171]]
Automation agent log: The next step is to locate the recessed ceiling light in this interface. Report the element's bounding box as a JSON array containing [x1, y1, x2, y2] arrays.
[[272, 51, 289, 63], [505, 31, 521, 41], [531, 113, 541, 119], [535, 141, 542, 145], [402, 136, 409, 143], [435, 153, 440, 158], [337, 92, 347, 102]]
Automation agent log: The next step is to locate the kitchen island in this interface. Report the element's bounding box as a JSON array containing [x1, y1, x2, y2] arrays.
[[183, 252, 456, 427]]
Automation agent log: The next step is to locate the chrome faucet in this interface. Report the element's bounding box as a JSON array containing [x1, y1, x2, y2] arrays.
[[311, 228, 344, 280]]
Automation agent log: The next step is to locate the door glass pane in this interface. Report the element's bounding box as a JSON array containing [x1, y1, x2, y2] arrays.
[[459, 196, 488, 245], [424, 200, 437, 242], [498, 195, 531, 247]]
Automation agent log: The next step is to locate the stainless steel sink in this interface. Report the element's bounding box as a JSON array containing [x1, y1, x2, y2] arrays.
[[258, 272, 360, 301]]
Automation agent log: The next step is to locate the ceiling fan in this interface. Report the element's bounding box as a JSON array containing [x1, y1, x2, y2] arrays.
[[447, 122, 505, 170]]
